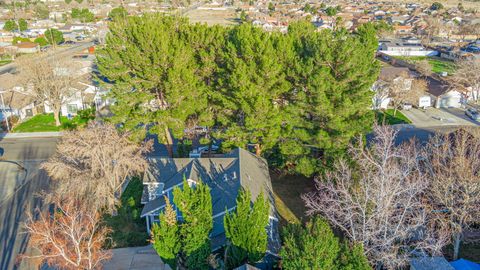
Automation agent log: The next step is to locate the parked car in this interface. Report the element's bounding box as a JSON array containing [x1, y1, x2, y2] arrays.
[[465, 108, 480, 121]]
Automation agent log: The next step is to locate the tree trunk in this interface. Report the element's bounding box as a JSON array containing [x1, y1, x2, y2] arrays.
[[164, 126, 174, 158], [453, 232, 462, 260], [255, 144, 262, 156], [53, 107, 61, 127]]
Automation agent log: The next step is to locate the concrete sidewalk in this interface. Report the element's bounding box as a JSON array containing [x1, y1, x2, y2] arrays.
[[104, 245, 172, 270], [0, 132, 62, 139]]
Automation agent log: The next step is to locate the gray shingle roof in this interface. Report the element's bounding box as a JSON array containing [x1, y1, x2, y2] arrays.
[[141, 148, 279, 253]]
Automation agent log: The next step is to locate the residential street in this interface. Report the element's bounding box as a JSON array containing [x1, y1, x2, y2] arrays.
[[0, 137, 58, 270], [0, 42, 94, 75], [401, 107, 480, 127]]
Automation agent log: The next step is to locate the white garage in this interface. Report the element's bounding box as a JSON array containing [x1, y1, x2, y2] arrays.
[[436, 90, 464, 108]]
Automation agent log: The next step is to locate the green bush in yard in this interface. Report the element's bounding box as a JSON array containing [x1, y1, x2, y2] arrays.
[[104, 177, 148, 248], [280, 217, 370, 270]]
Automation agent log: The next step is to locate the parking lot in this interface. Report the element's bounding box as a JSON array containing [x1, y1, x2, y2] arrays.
[[402, 107, 480, 127]]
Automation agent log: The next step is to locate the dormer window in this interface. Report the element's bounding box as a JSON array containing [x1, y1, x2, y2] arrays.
[[147, 183, 164, 201], [187, 179, 197, 187]]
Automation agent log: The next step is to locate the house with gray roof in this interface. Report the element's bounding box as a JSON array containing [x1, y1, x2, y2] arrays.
[[140, 148, 281, 257]]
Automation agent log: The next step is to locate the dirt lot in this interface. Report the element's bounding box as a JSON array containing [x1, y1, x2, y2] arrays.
[[184, 8, 239, 26], [270, 171, 315, 225]]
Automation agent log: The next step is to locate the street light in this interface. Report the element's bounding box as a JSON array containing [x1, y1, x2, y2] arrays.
[[0, 90, 10, 132]]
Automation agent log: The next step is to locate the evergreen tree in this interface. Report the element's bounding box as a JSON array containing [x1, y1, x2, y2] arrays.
[[96, 15, 380, 177], [18, 19, 27, 31], [108, 6, 128, 21], [214, 24, 290, 156], [337, 243, 371, 270], [71, 8, 94, 22], [280, 217, 370, 270], [173, 179, 213, 270], [3, 20, 17, 31], [277, 21, 380, 176], [151, 199, 181, 268], [44, 28, 64, 44], [280, 217, 340, 270], [96, 14, 210, 156], [34, 36, 48, 46], [224, 190, 269, 268]]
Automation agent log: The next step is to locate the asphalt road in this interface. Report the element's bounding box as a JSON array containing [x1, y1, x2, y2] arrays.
[[0, 41, 94, 75], [0, 137, 58, 270]]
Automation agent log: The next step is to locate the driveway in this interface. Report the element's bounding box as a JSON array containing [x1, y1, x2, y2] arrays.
[[401, 107, 480, 127], [104, 245, 172, 270]]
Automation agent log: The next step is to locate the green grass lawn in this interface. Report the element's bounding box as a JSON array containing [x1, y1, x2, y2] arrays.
[[12, 112, 91, 132], [430, 59, 456, 74], [376, 109, 412, 125], [0, 59, 12, 66], [394, 56, 456, 75]]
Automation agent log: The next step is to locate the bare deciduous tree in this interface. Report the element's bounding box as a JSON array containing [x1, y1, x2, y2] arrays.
[[303, 126, 448, 269], [42, 122, 152, 211], [17, 56, 80, 126], [384, 73, 415, 115], [415, 59, 433, 77], [421, 16, 442, 44], [21, 194, 112, 270], [448, 58, 480, 103], [424, 128, 480, 260]]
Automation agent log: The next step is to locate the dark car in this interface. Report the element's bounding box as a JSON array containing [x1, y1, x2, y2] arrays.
[[465, 108, 480, 121]]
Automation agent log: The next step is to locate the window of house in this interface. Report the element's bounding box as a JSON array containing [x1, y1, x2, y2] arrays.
[[67, 104, 78, 114], [25, 109, 33, 117], [187, 179, 197, 187]]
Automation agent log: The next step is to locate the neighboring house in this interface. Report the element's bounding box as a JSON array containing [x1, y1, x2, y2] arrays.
[[427, 78, 464, 108], [140, 148, 281, 259], [394, 25, 413, 35], [379, 39, 438, 57], [0, 73, 108, 120], [372, 67, 412, 109], [0, 90, 37, 120], [15, 42, 40, 54], [43, 78, 108, 117]]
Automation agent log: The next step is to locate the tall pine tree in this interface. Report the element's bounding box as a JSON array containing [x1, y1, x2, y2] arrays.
[[214, 24, 290, 156], [277, 21, 380, 176], [224, 190, 270, 268], [96, 14, 210, 156], [97, 15, 380, 176]]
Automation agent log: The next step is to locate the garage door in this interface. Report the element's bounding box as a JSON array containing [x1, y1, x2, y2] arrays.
[[439, 95, 462, 108]]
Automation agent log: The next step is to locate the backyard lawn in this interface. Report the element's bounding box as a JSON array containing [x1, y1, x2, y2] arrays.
[[395, 56, 456, 75], [0, 59, 12, 66], [376, 109, 412, 125], [270, 171, 315, 225], [12, 111, 93, 132]]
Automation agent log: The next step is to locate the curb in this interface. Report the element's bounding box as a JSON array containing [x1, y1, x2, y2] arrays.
[[0, 132, 63, 139]]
